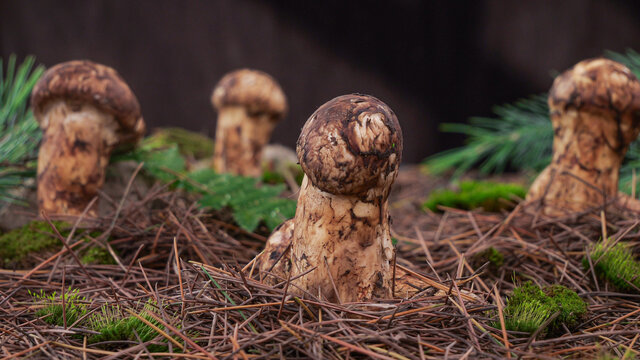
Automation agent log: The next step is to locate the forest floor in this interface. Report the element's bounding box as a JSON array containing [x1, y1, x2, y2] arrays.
[[0, 165, 638, 359]]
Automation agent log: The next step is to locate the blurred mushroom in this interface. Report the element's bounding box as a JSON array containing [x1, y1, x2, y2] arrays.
[[32, 60, 145, 216], [526, 58, 640, 215], [211, 69, 287, 177], [256, 94, 403, 302]]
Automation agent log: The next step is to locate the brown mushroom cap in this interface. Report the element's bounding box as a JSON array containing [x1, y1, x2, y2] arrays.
[[296, 94, 403, 197], [549, 58, 640, 144], [31, 60, 145, 142], [211, 69, 287, 118]]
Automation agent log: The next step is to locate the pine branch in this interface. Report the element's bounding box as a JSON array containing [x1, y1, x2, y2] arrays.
[[0, 55, 45, 205], [423, 49, 640, 195]]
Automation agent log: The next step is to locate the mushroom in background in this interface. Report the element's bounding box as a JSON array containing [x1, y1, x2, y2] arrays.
[[256, 94, 403, 303], [211, 69, 287, 177], [32, 60, 145, 216], [526, 58, 640, 216]]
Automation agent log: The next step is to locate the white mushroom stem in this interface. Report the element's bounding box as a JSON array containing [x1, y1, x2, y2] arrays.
[[37, 100, 119, 216], [289, 176, 394, 303]]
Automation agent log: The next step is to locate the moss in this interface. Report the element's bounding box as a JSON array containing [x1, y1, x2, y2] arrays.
[[0, 220, 69, 268], [584, 239, 640, 292], [500, 282, 586, 336], [81, 246, 116, 265], [472, 247, 504, 271], [31, 288, 88, 327], [142, 127, 214, 160], [86, 301, 190, 352], [423, 180, 526, 212]]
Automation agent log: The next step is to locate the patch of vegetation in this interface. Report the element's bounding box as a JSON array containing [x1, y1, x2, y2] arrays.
[[31, 288, 88, 326], [0, 220, 68, 267], [114, 141, 296, 232], [87, 301, 182, 351], [185, 169, 297, 231], [31, 291, 188, 351], [423, 180, 526, 212], [472, 247, 504, 271], [584, 239, 640, 292], [0, 55, 45, 205], [81, 246, 115, 265], [142, 127, 214, 160], [501, 282, 587, 336]]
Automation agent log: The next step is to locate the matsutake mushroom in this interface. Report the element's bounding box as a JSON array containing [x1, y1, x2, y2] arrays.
[[211, 69, 287, 177], [526, 58, 640, 216], [32, 60, 145, 216], [255, 94, 403, 303]]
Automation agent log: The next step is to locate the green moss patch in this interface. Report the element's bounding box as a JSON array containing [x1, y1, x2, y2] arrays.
[[143, 127, 214, 160], [81, 246, 116, 265], [501, 282, 586, 336], [423, 180, 526, 212], [0, 220, 69, 268], [31, 290, 188, 351], [584, 240, 640, 292], [472, 247, 504, 271], [31, 288, 88, 326]]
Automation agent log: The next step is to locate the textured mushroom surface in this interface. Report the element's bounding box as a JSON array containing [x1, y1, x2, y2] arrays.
[[526, 58, 640, 215], [258, 94, 403, 303], [32, 60, 145, 216], [211, 69, 287, 177]]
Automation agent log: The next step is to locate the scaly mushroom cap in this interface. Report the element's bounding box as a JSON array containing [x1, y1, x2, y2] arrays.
[[549, 58, 640, 146], [211, 69, 287, 119], [296, 94, 403, 197], [31, 60, 145, 144]]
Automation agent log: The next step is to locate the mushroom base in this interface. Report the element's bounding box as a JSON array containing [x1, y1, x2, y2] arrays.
[[37, 101, 118, 216], [213, 106, 277, 177], [259, 176, 394, 303]]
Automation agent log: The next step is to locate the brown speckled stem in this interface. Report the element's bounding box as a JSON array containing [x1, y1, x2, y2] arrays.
[[213, 106, 277, 177], [37, 101, 119, 216], [526, 59, 640, 216]]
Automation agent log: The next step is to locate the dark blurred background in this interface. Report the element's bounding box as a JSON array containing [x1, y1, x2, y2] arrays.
[[2, 0, 640, 163]]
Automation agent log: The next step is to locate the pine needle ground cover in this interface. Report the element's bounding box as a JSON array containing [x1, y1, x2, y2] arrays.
[[0, 165, 637, 359], [2, 54, 640, 359]]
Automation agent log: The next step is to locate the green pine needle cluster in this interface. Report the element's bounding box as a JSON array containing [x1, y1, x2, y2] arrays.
[[0, 55, 45, 205], [500, 282, 587, 336], [119, 142, 296, 232], [423, 180, 526, 212], [584, 239, 640, 292], [423, 49, 640, 194]]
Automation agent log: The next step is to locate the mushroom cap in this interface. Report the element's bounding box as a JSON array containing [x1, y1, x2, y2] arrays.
[[549, 58, 640, 130], [31, 60, 145, 142], [297, 94, 403, 197], [211, 69, 287, 119]]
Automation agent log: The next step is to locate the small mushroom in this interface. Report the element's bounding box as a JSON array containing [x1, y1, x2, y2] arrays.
[[256, 94, 403, 302], [211, 69, 287, 177], [526, 58, 640, 215], [31, 60, 145, 216]]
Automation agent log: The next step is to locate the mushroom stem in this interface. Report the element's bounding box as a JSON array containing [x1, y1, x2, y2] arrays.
[[289, 176, 394, 302], [525, 58, 640, 215], [37, 101, 118, 216], [213, 106, 277, 177]]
